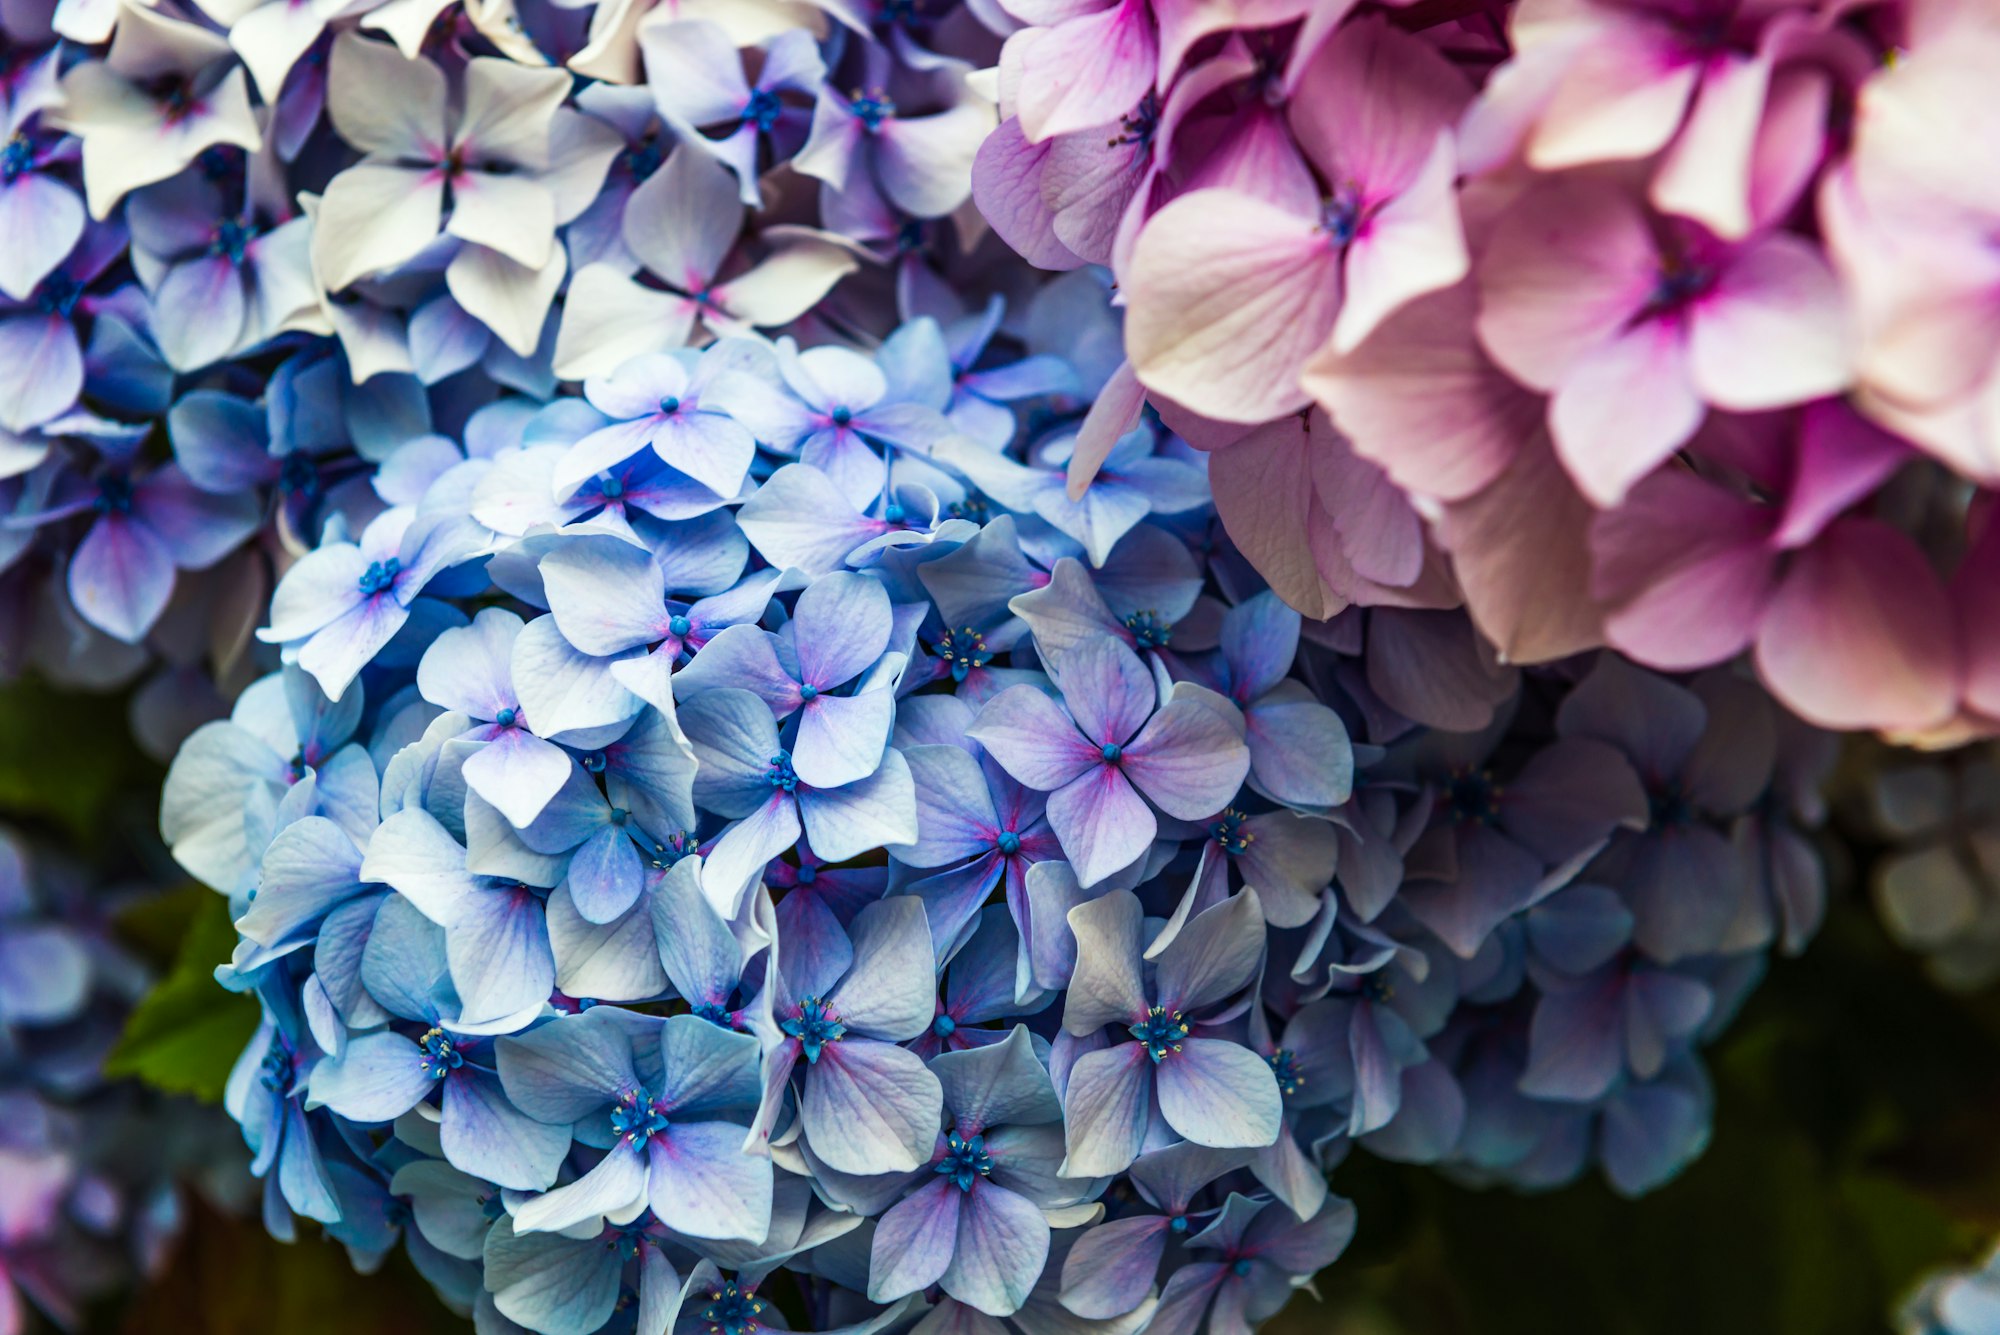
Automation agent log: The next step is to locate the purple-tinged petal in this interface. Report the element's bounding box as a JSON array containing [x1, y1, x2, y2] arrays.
[[798, 748, 919, 864], [647, 1119, 773, 1243], [869, 1177, 962, 1303], [1060, 1041, 1152, 1178], [826, 896, 936, 1043], [968, 686, 1098, 793], [69, 513, 174, 642], [943, 1181, 1050, 1317], [1060, 1215, 1170, 1319], [1155, 1039, 1282, 1150], [801, 1037, 944, 1176], [441, 1067, 570, 1191], [1153, 890, 1265, 1016], [1061, 890, 1147, 1036], [0, 314, 82, 432], [1121, 687, 1251, 820], [1048, 765, 1155, 889]]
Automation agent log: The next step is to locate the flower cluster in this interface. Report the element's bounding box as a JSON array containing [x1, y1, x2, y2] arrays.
[[0, 0, 1014, 754], [975, 0, 2000, 742], [0, 826, 242, 1328], [157, 289, 1836, 1332]]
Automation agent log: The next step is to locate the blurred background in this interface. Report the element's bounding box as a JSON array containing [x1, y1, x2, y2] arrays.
[[10, 676, 1996, 1335]]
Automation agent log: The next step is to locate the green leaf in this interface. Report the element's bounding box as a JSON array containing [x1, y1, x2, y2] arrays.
[[104, 890, 260, 1102]]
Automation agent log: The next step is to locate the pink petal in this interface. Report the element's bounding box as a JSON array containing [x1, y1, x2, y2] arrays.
[[972, 117, 1086, 271], [1305, 428, 1423, 589], [1012, 1, 1157, 144], [1286, 16, 1472, 196], [1304, 282, 1539, 503], [1687, 234, 1852, 411], [1125, 189, 1337, 424], [1526, 20, 1700, 170], [1474, 179, 1657, 391], [1954, 513, 2000, 723], [1436, 433, 1604, 664], [1592, 468, 1775, 671], [1649, 50, 1772, 242], [1204, 415, 1337, 619], [69, 514, 174, 644], [1331, 132, 1467, 355], [1549, 319, 1704, 507], [1771, 400, 1910, 551], [1754, 517, 1957, 731]]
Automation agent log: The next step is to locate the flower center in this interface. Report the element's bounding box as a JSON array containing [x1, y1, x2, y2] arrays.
[[599, 475, 624, 499], [93, 475, 134, 514], [658, 395, 681, 415], [830, 405, 854, 427], [743, 87, 783, 132], [143, 73, 197, 121], [689, 999, 736, 1026], [1108, 92, 1159, 150], [1322, 185, 1365, 246], [0, 135, 30, 183], [849, 89, 895, 131], [935, 626, 993, 682], [495, 707, 517, 727], [794, 863, 817, 884], [1232, 1259, 1253, 1279], [798, 683, 818, 702], [1129, 1005, 1190, 1062], [278, 452, 319, 495], [995, 830, 1022, 856], [1100, 742, 1124, 764], [609, 1087, 670, 1147], [1211, 808, 1253, 856], [36, 269, 81, 316], [765, 751, 799, 792], [419, 1027, 462, 1081], [1649, 783, 1693, 827], [649, 831, 699, 870], [357, 557, 402, 596], [780, 996, 847, 1063], [624, 136, 665, 179], [935, 1131, 994, 1191], [1443, 767, 1499, 825], [701, 1283, 765, 1335], [1122, 610, 1171, 648], [932, 1012, 956, 1037], [209, 217, 256, 265], [258, 1041, 294, 1094], [1169, 1215, 1190, 1234], [668, 614, 692, 638], [1646, 257, 1715, 316], [1268, 1048, 1303, 1098]]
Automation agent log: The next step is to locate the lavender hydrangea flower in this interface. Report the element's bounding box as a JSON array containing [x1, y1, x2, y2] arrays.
[[498, 1007, 773, 1242], [260, 507, 487, 700], [749, 894, 941, 1177], [680, 687, 917, 914], [866, 1026, 1075, 1316], [1058, 890, 1281, 1176], [674, 570, 902, 790], [968, 638, 1249, 886]]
